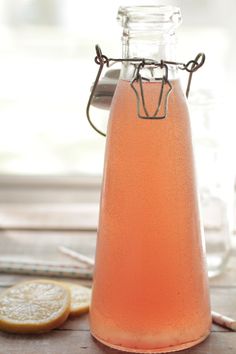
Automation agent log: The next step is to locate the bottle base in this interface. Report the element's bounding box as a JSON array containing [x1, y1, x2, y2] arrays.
[[91, 330, 211, 353]]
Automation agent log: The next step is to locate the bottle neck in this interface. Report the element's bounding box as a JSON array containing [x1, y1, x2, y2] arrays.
[[118, 6, 182, 81], [121, 34, 178, 81]]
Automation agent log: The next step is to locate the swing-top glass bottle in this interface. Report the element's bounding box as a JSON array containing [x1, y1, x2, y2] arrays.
[[90, 6, 211, 353]]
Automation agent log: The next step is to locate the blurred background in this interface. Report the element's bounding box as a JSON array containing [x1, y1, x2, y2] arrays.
[[0, 0, 235, 276], [0, 0, 235, 176]]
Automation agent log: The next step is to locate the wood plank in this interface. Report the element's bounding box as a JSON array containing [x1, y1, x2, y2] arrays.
[[0, 330, 235, 354], [0, 175, 101, 204], [0, 230, 97, 261], [61, 314, 90, 331], [0, 203, 99, 230], [0, 230, 96, 284], [210, 288, 236, 318]]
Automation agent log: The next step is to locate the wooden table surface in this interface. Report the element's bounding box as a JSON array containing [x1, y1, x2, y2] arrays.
[[0, 214, 236, 354]]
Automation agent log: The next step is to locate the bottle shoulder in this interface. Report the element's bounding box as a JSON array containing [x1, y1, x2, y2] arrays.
[[108, 78, 190, 127]]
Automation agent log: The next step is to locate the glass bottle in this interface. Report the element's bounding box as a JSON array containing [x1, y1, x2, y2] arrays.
[[90, 6, 211, 353], [190, 90, 233, 277]]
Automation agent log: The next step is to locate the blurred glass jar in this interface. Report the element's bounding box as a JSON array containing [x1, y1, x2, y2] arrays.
[[190, 89, 235, 277]]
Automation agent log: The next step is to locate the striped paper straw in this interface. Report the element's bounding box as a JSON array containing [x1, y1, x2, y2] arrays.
[[0, 259, 93, 280], [212, 311, 236, 331], [58, 246, 95, 267]]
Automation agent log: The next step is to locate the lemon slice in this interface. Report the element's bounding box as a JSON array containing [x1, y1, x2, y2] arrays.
[[64, 283, 91, 317], [0, 279, 71, 334]]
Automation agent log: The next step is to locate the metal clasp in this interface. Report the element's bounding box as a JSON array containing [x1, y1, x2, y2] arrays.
[[86, 45, 205, 137], [130, 61, 172, 120]]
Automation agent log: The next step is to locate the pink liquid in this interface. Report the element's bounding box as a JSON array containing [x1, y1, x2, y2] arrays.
[[90, 79, 211, 353]]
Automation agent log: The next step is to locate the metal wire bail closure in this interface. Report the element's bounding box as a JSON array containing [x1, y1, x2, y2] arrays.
[[130, 61, 172, 120], [86, 45, 205, 137], [86, 45, 109, 137]]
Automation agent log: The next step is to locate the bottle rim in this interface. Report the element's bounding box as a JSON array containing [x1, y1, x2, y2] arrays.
[[117, 5, 182, 28]]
